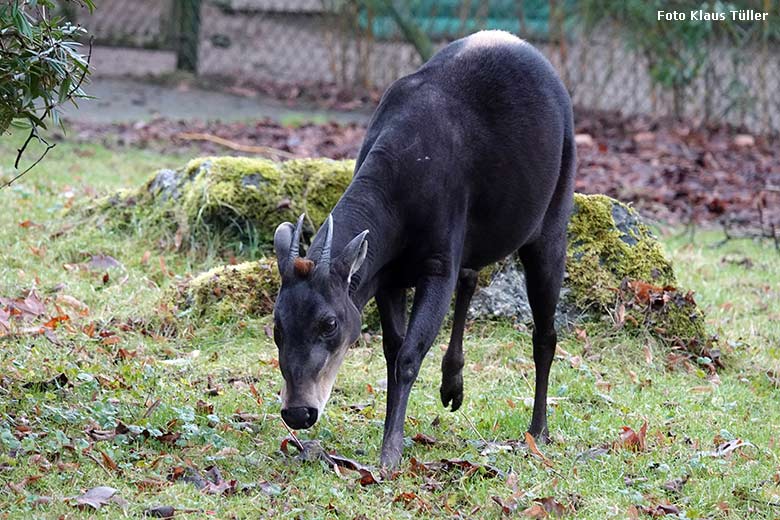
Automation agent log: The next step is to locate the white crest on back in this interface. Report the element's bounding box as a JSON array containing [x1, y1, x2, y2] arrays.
[[459, 30, 526, 56]]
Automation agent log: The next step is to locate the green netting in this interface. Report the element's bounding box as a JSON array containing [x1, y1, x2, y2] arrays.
[[363, 0, 572, 41]]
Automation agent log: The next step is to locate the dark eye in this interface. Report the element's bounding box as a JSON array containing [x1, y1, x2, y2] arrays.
[[321, 316, 338, 337]]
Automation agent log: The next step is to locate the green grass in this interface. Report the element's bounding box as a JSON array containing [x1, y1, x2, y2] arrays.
[[1, 135, 780, 518]]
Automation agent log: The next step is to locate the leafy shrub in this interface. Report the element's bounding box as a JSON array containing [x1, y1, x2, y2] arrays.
[[0, 0, 94, 183]]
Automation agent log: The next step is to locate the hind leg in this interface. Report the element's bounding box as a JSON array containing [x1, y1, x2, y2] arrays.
[[519, 235, 566, 442], [440, 268, 478, 412]]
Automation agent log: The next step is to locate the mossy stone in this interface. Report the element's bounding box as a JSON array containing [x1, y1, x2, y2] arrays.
[[166, 259, 280, 324], [73, 156, 355, 249], [565, 193, 675, 310]]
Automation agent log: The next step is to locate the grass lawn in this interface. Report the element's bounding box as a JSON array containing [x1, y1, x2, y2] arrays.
[[1, 135, 779, 519]]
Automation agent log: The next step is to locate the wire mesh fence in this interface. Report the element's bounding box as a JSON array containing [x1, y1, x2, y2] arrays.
[[69, 0, 780, 134]]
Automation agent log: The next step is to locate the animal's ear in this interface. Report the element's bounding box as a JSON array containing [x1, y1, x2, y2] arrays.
[[335, 230, 369, 285], [274, 222, 294, 270], [274, 215, 305, 272]]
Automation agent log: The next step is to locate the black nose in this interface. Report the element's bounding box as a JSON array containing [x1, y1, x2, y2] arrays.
[[281, 406, 318, 429]]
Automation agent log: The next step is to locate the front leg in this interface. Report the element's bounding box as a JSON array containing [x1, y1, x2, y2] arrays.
[[375, 285, 407, 398], [381, 266, 458, 468]]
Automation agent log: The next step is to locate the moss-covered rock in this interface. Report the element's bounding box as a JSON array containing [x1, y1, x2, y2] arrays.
[[566, 194, 675, 309], [469, 194, 707, 349], [74, 156, 354, 249], [166, 259, 279, 324], [165, 257, 383, 329], [565, 194, 706, 348], [79, 157, 707, 349]]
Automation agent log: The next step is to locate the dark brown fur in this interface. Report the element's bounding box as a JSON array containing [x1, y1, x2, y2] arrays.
[[293, 258, 315, 277]]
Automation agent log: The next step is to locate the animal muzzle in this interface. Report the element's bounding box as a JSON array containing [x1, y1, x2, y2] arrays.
[[281, 406, 319, 429]]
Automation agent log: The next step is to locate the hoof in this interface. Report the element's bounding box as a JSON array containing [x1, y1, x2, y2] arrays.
[[380, 449, 402, 470], [528, 427, 550, 445], [439, 373, 463, 412]]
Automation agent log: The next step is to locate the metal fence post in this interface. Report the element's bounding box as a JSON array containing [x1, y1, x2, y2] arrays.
[[173, 0, 202, 73]]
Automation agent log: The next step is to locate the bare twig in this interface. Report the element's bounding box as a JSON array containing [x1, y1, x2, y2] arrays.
[[2, 132, 56, 190], [141, 398, 162, 419], [280, 420, 305, 451], [83, 451, 114, 477], [175, 132, 296, 159]]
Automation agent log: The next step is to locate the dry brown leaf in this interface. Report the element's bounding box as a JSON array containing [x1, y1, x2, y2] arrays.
[[617, 421, 648, 452], [99, 450, 119, 472], [412, 432, 437, 446], [56, 294, 89, 315], [525, 431, 554, 467]]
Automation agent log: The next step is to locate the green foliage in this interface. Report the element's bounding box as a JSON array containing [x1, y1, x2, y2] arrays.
[[0, 0, 94, 179]]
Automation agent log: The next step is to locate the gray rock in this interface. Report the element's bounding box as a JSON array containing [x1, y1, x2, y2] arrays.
[[468, 261, 532, 322], [468, 259, 576, 330], [147, 168, 181, 201], [467, 195, 654, 330]]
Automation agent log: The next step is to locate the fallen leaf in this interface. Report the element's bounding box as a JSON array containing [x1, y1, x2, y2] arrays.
[[281, 437, 382, 485], [0, 307, 10, 333], [86, 254, 123, 271], [41, 314, 69, 330], [83, 322, 96, 337], [6, 475, 43, 494], [662, 475, 689, 494], [30, 495, 53, 507], [135, 478, 169, 491], [1, 290, 45, 321], [638, 503, 681, 516], [203, 465, 238, 496], [67, 486, 122, 510], [492, 495, 519, 515], [23, 373, 69, 391], [258, 481, 282, 495], [144, 505, 176, 518], [522, 503, 548, 518], [99, 450, 119, 472], [701, 438, 753, 458], [196, 399, 214, 414], [56, 294, 89, 315], [412, 432, 437, 446], [394, 491, 418, 504], [19, 220, 43, 229], [116, 348, 136, 361], [575, 444, 611, 461], [159, 256, 172, 277], [616, 421, 648, 452], [155, 430, 181, 445], [409, 457, 503, 479], [215, 447, 239, 457], [525, 431, 554, 467], [538, 496, 572, 517]]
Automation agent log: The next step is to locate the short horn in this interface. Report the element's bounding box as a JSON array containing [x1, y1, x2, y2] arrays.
[[289, 214, 305, 261], [319, 214, 334, 273]]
